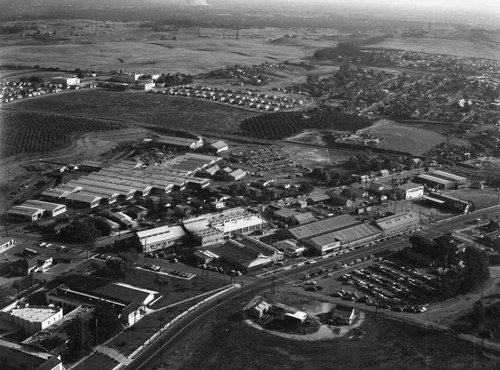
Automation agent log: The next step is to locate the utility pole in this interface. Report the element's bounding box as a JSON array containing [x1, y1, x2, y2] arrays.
[[271, 270, 276, 293], [216, 299, 220, 321], [480, 293, 486, 353]]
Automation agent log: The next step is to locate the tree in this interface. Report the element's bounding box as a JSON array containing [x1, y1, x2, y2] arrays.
[[461, 247, 490, 292], [94, 217, 112, 237], [298, 182, 314, 194], [93, 303, 121, 344], [66, 317, 94, 361]]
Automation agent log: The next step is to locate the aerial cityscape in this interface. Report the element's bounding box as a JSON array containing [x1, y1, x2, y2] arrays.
[[0, 0, 499, 369]]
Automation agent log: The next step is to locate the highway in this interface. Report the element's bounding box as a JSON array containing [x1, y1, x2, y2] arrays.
[[125, 206, 500, 369]]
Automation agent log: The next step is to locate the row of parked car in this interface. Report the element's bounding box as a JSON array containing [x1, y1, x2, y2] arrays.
[[146, 252, 178, 263], [95, 254, 124, 264], [170, 270, 195, 279], [335, 258, 438, 313], [201, 264, 242, 276]]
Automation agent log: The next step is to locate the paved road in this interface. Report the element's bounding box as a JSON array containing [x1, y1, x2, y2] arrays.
[[123, 235, 414, 370], [125, 206, 500, 369]]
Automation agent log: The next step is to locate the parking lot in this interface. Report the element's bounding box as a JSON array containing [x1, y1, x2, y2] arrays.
[[334, 258, 440, 313]]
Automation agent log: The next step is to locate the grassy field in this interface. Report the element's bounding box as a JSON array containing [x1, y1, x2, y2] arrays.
[[160, 303, 498, 370], [9, 89, 256, 135], [358, 120, 454, 156], [0, 27, 311, 75]]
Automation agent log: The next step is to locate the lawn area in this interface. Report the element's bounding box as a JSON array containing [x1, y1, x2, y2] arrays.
[[73, 352, 119, 370], [9, 89, 257, 135]]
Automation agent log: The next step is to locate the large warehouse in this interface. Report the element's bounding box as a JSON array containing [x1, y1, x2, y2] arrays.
[[414, 173, 452, 190], [430, 170, 467, 189], [280, 214, 359, 241], [305, 223, 382, 254]]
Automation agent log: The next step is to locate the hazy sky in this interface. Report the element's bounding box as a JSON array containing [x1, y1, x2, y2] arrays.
[[264, 0, 500, 11]]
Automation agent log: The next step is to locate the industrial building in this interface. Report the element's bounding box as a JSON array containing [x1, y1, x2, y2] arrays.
[[280, 214, 359, 241], [7, 205, 44, 222], [64, 192, 102, 208], [0, 301, 63, 335], [41, 154, 220, 209], [396, 183, 424, 200], [135, 225, 186, 253], [183, 207, 267, 247], [429, 170, 467, 189], [414, 173, 452, 190], [21, 200, 66, 218], [375, 211, 420, 236], [305, 223, 381, 254]]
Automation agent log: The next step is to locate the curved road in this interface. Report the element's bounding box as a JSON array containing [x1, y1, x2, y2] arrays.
[[124, 206, 500, 369]]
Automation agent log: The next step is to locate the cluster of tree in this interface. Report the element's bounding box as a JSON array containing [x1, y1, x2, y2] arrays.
[[308, 167, 343, 185], [19, 75, 43, 83], [409, 234, 490, 297], [155, 73, 193, 86], [240, 108, 371, 140], [59, 219, 99, 244], [65, 303, 121, 362], [341, 150, 411, 173], [0, 24, 24, 34], [312, 42, 385, 64]]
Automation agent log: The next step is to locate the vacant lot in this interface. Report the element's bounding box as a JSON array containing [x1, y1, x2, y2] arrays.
[[9, 89, 256, 135], [160, 294, 498, 370]]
